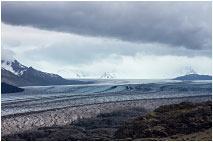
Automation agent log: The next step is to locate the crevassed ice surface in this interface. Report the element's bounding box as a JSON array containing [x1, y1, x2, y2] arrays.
[[1, 79, 212, 116]]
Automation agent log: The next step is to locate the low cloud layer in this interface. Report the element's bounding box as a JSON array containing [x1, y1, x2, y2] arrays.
[[1, 24, 212, 78], [1, 48, 15, 62], [2, 23, 211, 66], [2, 1, 212, 50]]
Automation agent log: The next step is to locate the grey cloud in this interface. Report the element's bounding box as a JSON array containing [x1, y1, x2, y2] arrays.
[[23, 41, 211, 66], [2, 1, 212, 50], [22, 41, 138, 65]]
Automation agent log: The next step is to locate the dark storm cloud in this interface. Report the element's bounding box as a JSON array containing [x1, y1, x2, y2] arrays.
[[2, 1, 212, 50]]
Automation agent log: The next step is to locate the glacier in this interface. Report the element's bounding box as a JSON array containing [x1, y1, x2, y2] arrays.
[[1, 79, 212, 116]]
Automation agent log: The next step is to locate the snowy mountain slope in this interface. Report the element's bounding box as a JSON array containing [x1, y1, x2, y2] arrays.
[[100, 72, 116, 79], [75, 71, 87, 78], [1, 60, 28, 76], [185, 68, 197, 75]]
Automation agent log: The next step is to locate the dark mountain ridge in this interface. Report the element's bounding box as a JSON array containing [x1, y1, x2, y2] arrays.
[[173, 74, 212, 80]]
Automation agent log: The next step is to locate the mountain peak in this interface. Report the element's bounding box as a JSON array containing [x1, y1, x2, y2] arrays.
[[185, 68, 197, 75], [1, 59, 28, 76], [75, 71, 87, 78], [100, 72, 116, 79]]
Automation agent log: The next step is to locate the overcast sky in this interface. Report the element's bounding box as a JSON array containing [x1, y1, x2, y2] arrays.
[[1, 1, 212, 79]]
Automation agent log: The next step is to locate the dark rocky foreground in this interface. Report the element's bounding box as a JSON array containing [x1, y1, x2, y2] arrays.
[[2, 108, 148, 141], [2, 96, 212, 141], [115, 101, 212, 140]]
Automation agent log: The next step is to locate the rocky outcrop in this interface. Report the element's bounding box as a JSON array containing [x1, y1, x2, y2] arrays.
[[1, 82, 24, 94], [114, 101, 212, 139]]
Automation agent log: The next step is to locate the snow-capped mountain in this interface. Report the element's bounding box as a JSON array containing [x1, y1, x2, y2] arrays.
[[1, 60, 28, 76], [57, 70, 89, 78], [75, 71, 87, 78], [185, 68, 197, 75], [100, 72, 116, 79], [173, 67, 212, 80], [1, 59, 91, 86], [177, 67, 198, 76]]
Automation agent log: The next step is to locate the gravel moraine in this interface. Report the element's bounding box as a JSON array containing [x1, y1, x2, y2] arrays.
[[1, 95, 211, 136]]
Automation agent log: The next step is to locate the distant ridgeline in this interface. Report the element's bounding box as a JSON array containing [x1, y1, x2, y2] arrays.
[[1, 59, 93, 87], [173, 74, 212, 80], [1, 82, 24, 94]]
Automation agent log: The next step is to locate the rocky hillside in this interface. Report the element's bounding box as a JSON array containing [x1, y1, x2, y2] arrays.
[[1, 82, 24, 94], [114, 101, 212, 140]]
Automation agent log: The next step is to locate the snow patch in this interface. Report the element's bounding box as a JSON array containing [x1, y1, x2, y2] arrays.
[[1, 60, 18, 75], [1, 59, 28, 76]]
